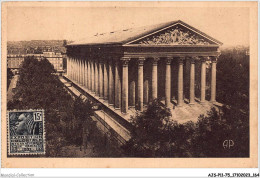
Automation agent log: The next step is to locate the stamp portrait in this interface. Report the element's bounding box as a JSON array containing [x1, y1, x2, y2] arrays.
[[7, 110, 45, 155]]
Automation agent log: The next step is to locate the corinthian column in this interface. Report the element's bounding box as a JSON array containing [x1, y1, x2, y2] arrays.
[[84, 59, 88, 88], [76, 59, 78, 82], [67, 57, 69, 78], [137, 57, 145, 111], [88, 60, 91, 90], [83, 60, 85, 86], [200, 57, 206, 103], [82, 60, 84, 85], [74, 59, 76, 81], [81, 60, 83, 84], [178, 57, 184, 106], [189, 58, 195, 104], [99, 59, 104, 98], [70, 58, 75, 80], [91, 60, 95, 92], [78, 59, 80, 83], [121, 57, 130, 113], [103, 60, 108, 100], [80, 60, 83, 85], [108, 59, 114, 105], [165, 57, 172, 108], [74, 58, 76, 81], [115, 59, 121, 109], [210, 56, 217, 103], [76, 59, 78, 81], [152, 57, 159, 100], [95, 60, 99, 95], [85, 60, 88, 89]]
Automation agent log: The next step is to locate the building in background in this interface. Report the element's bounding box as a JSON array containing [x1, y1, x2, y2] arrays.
[[7, 52, 65, 73]]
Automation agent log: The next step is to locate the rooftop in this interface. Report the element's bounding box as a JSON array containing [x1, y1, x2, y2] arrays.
[[68, 20, 222, 46]]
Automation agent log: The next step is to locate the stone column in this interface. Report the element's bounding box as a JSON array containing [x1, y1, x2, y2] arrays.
[[67, 57, 69, 78], [165, 57, 172, 108], [82, 60, 85, 85], [129, 80, 135, 107], [78, 59, 80, 83], [85, 60, 88, 88], [80, 60, 82, 84], [103, 60, 108, 100], [82, 60, 84, 86], [144, 80, 149, 105], [95, 60, 99, 94], [189, 58, 195, 104], [89, 60, 92, 91], [79, 60, 81, 84], [83, 60, 85, 85], [121, 57, 130, 113], [108, 59, 114, 105], [67, 58, 69, 78], [178, 57, 184, 106], [82, 60, 85, 86], [152, 57, 159, 100], [70, 58, 72, 79], [69, 58, 71, 79], [76, 59, 78, 82], [72, 59, 74, 80], [200, 57, 206, 103], [87, 60, 91, 90], [73, 59, 76, 81], [138, 57, 145, 111], [91, 60, 95, 92], [210, 56, 217, 103], [89, 60, 91, 90], [73, 59, 75, 80], [99, 60, 104, 98], [115, 59, 121, 109], [74, 59, 77, 81]]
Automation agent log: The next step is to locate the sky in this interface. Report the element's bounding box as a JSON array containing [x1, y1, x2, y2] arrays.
[[7, 6, 249, 47]]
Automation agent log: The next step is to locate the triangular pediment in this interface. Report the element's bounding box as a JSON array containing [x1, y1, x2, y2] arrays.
[[126, 22, 221, 46]]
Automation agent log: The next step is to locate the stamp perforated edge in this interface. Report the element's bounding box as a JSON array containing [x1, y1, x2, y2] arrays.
[[7, 109, 46, 156]]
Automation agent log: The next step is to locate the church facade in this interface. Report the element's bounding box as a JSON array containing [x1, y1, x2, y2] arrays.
[[66, 20, 222, 116]]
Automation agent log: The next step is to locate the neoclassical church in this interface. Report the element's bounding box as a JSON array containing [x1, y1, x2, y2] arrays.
[[66, 20, 222, 129]]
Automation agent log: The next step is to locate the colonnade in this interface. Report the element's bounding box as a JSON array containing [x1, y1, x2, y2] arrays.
[[67, 56, 217, 114]]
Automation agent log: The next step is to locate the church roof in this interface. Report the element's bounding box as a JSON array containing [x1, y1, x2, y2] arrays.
[[68, 20, 222, 46]]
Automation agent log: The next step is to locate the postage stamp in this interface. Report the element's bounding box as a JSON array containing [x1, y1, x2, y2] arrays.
[[7, 110, 45, 156]]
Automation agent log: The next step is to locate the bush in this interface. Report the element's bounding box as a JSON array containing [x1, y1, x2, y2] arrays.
[[123, 100, 249, 157]]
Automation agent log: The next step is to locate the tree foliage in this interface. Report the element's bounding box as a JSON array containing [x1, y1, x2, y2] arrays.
[[7, 56, 94, 156], [7, 68, 14, 89], [216, 48, 249, 111], [123, 101, 249, 157]]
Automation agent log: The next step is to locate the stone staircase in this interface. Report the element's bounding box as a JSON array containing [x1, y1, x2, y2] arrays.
[[170, 100, 216, 124]]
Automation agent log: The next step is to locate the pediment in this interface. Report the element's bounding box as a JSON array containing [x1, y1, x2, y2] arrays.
[[126, 23, 220, 46]]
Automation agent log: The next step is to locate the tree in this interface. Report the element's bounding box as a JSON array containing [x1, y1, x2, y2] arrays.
[[8, 56, 74, 156], [123, 100, 249, 157], [190, 106, 249, 157], [7, 68, 14, 89], [216, 48, 249, 112], [69, 95, 95, 146], [122, 99, 174, 157], [63, 40, 67, 47]]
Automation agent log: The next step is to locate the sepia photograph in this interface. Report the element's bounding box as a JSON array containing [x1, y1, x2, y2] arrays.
[[1, 1, 258, 169]]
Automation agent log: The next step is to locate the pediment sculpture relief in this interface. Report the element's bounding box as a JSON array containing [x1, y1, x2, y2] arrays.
[[135, 25, 212, 45]]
